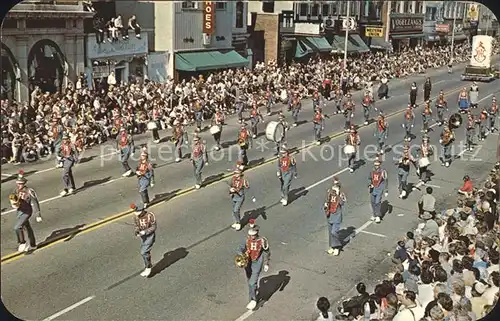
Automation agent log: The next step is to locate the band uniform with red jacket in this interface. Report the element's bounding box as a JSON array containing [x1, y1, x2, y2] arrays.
[[9, 194, 37, 253], [237, 124, 252, 166], [132, 204, 157, 277], [210, 108, 225, 150], [313, 108, 328, 144], [237, 228, 270, 310], [277, 148, 297, 206], [345, 127, 360, 172], [116, 127, 135, 177], [403, 105, 415, 141], [58, 134, 77, 196], [324, 181, 346, 256], [488, 97, 498, 132], [368, 160, 388, 223], [191, 136, 208, 189], [374, 115, 389, 154], [362, 91, 373, 124], [229, 169, 249, 231], [249, 104, 264, 138], [136, 151, 155, 207], [172, 121, 188, 162]]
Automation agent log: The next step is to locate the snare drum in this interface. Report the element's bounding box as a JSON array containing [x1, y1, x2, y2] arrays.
[[419, 157, 430, 168], [210, 125, 221, 135], [265, 121, 285, 142], [343, 145, 356, 155], [147, 121, 158, 130]]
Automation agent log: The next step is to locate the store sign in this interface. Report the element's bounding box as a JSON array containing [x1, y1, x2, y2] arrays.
[[203, 1, 215, 34], [294, 22, 320, 35], [390, 15, 424, 33], [435, 24, 449, 34], [87, 35, 148, 59], [468, 4, 479, 22], [365, 27, 384, 37]]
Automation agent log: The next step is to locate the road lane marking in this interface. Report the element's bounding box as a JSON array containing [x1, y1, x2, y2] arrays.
[[1, 173, 14, 177], [42, 296, 95, 321], [424, 184, 442, 189], [477, 93, 493, 103], [359, 230, 387, 238], [0, 85, 468, 264], [305, 168, 350, 190]]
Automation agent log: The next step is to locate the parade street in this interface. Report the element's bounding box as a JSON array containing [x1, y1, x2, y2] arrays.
[[1, 72, 499, 320], [0, 62, 487, 259]]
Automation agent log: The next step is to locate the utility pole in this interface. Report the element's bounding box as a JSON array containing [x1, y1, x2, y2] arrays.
[[340, 0, 351, 90], [450, 3, 458, 65]]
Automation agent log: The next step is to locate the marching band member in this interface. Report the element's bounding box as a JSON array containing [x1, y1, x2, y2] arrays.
[[488, 96, 498, 133], [421, 102, 433, 133], [345, 126, 360, 173], [59, 134, 77, 196], [291, 93, 302, 127], [136, 150, 155, 207], [435, 90, 448, 126], [229, 169, 250, 231], [313, 107, 327, 145], [172, 120, 188, 162], [249, 103, 264, 139], [74, 130, 85, 162], [277, 147, 297, 206], [116, 127, 135, 177], [237, 123, 252, 167], [368, 160, 388, 223], [361, 90, 373, 125], [312, 90, 324, 110], [323, 179, 346, 256], [457, 87, 469, 113], [210, 107, 225, 150], [374, 114, 389, 154], [236, 86, 246, 123], [439, 125, 455, 167], [14, 170, 42, 222], [286, 86, 293, 111], [478, 108, 489, 141], [343, 94, 355, 131], [265, 86, 274, 115], [413, 135, 433, 183], [333, 87, 343, 114], [9, 194, 37, 253], [237, 228, 270, 310], [193, 98, 203, 131], [191, 136, 208, 190], [51, 117, 64, 168], [247, 218, 259, 232], [409, 82, 418, 107], [423, 77, 432, 102], [275, 112, 289, 156], [132, 203, 157, 277], [465, 113, 475, 152], [396, 146, 414, 199], [402, 105, 415, 142], [151, 106, 161, 143]]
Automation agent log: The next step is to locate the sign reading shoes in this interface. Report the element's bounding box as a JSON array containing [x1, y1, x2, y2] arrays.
[[203, 1, 215, 34], [390, 15, 424, 33]]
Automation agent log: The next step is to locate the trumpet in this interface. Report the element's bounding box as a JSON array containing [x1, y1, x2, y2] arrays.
[[235, 252, 249, 268], [111, 127, 118, 136]]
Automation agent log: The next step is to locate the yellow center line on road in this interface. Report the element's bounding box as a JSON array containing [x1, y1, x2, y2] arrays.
[[1, 85, 465, 265]]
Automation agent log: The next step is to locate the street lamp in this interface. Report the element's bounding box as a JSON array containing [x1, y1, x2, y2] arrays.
[[449, 3, 458, 66], [340, 0, 351, 91]]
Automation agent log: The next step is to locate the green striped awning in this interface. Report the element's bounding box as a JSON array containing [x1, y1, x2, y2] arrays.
[[175, 50, 248, 72], [332, 36, 358, 53], [390, 33, 425, 39], [295, 39, 313, 58], [303, 37, 333, 52], [348, 34, 370, 53]]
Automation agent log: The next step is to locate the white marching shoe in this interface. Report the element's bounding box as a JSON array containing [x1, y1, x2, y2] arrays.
[[68, 188, 74, 194], [399, 191, 407, 199], [445, 162, 450, 167], [195, 184, 201, 189], [122, 170, 132, 177], [140, 268, 152, 277], [252, 135, 257, 139], [370, 216, 376, 221], [18, 243, 26, 252], [246, 300, 257, 310], [175, 158, 182, 162], [375, 217, 381, 223], [364, 121, 369, 125], [231, 223, 241, 231], [280, 198, 288, 206], [59, 190, 68, 196], [327, 248, 339, 256], [349, 168, 354, 173]]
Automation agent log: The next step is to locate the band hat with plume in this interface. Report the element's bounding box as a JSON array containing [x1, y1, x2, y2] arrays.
[[16, 170, 27, 184], [130, 203, 144, 213]]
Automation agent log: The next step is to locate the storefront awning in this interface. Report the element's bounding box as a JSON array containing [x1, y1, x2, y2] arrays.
[[332, 36, 358, 53], [448, 34, 468, 42], [369, 37, 393, 51], [424, 34, 440, 42], [295, 39, 314, 58], [175, 50, 249, 72], [348, 34, 370, 53], [390, 33, 425, 39], [302, 37, 333, 52]]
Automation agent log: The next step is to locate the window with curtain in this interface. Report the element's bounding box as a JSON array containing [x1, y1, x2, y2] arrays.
[[322, 3, 329, 16], [235, 1, 244, 28], [404, 1, 410, 13], [299, 3, 308, 16], [181, 1, 196, 9], [311, 3, 319, 16]]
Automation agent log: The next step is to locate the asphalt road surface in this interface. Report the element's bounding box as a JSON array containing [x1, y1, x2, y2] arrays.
[[1, 64, 499, 320]]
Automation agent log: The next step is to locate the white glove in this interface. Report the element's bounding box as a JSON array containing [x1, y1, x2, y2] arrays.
[[205, 162, 209, 166], [351, 113, 354, 118], [384, 192, 389, 197], [276, 171, 281, 177], [139, 230, 146, 236], [230, 187, 236, 193], [411, 124, 414, 128], [263, 265, 269, 272], [150, 183, 155, 188], [36, 216, 42, 223], [439, 139, 443, 144], [135, 171, 141, 176], [402, 124, 405, 128]]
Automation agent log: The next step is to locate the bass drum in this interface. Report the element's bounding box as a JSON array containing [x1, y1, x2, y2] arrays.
[[265, 121, 285, 142], [209, 125, 221, 135], [147, 121, 158, 130], [419, 157, 430, 168], [343, 145, 356, 155]]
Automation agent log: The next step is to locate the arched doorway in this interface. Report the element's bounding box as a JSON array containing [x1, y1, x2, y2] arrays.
[[1, 42, 17, 100], [27, 39, 65, 94]]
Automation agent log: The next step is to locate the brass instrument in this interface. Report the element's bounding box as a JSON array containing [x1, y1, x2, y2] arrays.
[[9, 194, 20, 207], [234, 252, 249, 268], [111, 127, 119, 136], [448, 113, 463, 129]]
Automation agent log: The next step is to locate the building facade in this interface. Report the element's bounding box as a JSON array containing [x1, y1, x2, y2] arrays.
[[423, 1, 468, 46], [113, 0, 250, 82], [2, 0, 93, 102]]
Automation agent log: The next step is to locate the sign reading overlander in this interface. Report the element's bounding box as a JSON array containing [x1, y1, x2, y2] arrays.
[[390, 15, 424, 33]]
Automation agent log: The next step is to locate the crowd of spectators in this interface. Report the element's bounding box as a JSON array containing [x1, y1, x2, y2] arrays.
[[315, 163, 499, 321], [0, 41, 494, 165]]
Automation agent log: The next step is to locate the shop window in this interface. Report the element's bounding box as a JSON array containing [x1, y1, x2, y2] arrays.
[[403, 1, 410, 14], [216, 2, 226, 10], [311, 3, 319, 17], [299, 3, 308, 16], [322, 4, 329, 16], [27, 39, 64, 94], [262, 1, 274, 13], [181, 1, 197, 10], [235, 1, 244, 28]]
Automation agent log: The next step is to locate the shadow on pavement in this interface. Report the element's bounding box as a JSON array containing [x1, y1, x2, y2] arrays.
[[204, 172, 225, 185], [353, 159, 367, 171], [41, 224, 86, 246], [77, 155, 97, 164], [149, 247, 189, 278], [78, 176, 112, 193], [380, 200, 394, 219], [256, 270, 291, 309], [339, 226, 357, 247], [153, 189, 182, 204], [241, 206, 267, 227], [248, 157, 265, 168], [1, 169, 38, 183], [288, 187, 308, 205]]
